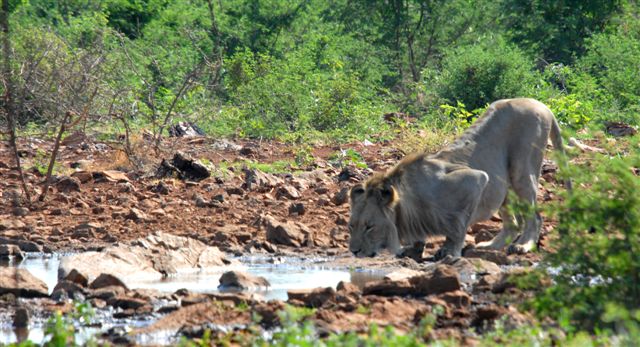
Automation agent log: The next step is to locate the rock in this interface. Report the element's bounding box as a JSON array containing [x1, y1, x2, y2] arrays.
[[438, 290, 472, 308], [0, 219, 26, 230], [0, 244, 23, 260], [71, 171, 93, 183], [125, 208, 148, 222], [263, 215, 312, 247], [473, 304, 506, 326], [149, 181, 171, 195], [288, 202, 305, 216], [243, 169, 283, 191], [16, 240, 42, 253], [444, 257, 500, 284], [464, 248, 510, 265], [605, 121, 637, 137], [410, 264, 461, 296], [55, 176, 81, 192], [331, 187, 350, 206], [287, 287, 336, 308], [156, 152, 210, 181], [13, 307, 29, 328], [383, 268, 423, 282], [72, 222, 105, 239], [108, 296, 147, 310], [336, 281, 360, 294], [12, 207, 29, 216], [168, 122, 205, 137], [217, 271, 270, 291], [89, 286, 127, 301], [59, 232, 234, 285], [52, 280, 87, 301], [363, 278, 413, 297], [276, 185, 301, 200], [90, 273, 129, 290], [0, 268, 48, 298]]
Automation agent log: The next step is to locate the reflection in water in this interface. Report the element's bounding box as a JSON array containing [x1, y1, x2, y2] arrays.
[[0, 253, 386, 345], [14, 326, 29, 343]]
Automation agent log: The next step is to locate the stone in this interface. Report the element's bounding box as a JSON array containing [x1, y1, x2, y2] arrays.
[[243, 169, 283, 191], [288, 202, 305, 216], [55, 176, 81, 192], [52, 280, 87, 301], [108, 295, 148, 310], [12, 207, 29, 217], [16, 240, 42, 253], [0, 268, 48, 298], [217, 271, 270, 291], [263, 215, 311, 247], [90, 273, 130, 290], [464, 248, 510, 265], [287, 287, 336, 308], [437, 290, 472, 308], [71, 171, 93, 183], [125, 208, 148, 222], [156, 152, 210, 181], [383, 268, 423, 282], [363, 278, 413, 296], [276, 185, 301, 200], [409, 264, 461, 296], [59, 232, 234, 285], [444, 257, 500, 285], [0, 219, 26, 230], [330, 187, 350, 206], [0, 244, 23, 260]]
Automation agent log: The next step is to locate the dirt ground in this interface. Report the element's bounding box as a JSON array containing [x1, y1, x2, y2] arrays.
[[0, 131, 574, 345]]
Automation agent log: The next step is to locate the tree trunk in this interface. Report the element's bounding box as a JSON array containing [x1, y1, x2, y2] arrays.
[[1, 0, 32, 203]]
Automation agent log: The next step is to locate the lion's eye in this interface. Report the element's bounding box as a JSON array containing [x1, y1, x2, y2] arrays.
[[364, 225, 373, 234]]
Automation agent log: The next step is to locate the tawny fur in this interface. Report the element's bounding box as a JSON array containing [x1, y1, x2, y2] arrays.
[[349, 98, 568, 259]]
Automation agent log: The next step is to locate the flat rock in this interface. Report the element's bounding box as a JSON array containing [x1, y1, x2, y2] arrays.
[[0, 244, 23, 260], [263, 215, 312, 247], [218, 271, 270, 291], [59, 232, 236, 285], [0, 268, 48, 298], [364, 264, 460, 297], [464, 248, 510, 265], [287, 287, 336, 308], [0, 219, 26, 230]]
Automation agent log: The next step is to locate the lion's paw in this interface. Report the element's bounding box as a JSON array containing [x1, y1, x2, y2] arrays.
[[507, 241, 535, 255]]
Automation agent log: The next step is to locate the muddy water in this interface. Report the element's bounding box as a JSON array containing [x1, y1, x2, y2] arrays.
[[0, 253, 385, 345]]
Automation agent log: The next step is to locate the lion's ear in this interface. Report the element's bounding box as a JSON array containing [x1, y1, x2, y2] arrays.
[[350, 184, 365, 202], [377, 184, 397, 206]]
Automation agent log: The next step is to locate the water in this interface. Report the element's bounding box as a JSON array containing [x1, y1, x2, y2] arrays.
[[0, 253, 385, 345]]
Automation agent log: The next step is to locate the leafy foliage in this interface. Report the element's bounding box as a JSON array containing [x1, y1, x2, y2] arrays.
[[531, 154, 640, 332]]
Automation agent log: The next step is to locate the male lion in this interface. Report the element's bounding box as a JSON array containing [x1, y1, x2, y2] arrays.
[[349, 98, 568, 260]]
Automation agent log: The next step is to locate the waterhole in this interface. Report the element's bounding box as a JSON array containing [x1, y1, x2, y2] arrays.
[[0, 253, 385, 345]]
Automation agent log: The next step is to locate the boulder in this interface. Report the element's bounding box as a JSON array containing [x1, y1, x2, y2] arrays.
[[64, 269, 89, 287], [218, 271, 270, 291], [363, 264, 460, 297], [90, 273, 129, 290], [55, 176, 81, 193], [287, 287, 336, 308], [0, 268, 48, 298], [464, 248, 510, 265], [59, 232, 235, 286], [438, 290, 472, 308], [0, 244, 23, 260], [263, 215, 312, 247], [410, 264, 461, 296]]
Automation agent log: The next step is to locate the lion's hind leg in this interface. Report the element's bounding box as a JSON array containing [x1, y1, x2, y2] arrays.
[[507, 173, 541, 254], [476, 202, 520, 250]]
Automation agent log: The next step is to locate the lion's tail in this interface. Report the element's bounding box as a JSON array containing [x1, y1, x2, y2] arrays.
[[550, 116, 573, 191]]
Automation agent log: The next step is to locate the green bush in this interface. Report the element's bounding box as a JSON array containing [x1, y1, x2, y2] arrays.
[[530, 153, 640, 333], [429, 37, 540, 110]]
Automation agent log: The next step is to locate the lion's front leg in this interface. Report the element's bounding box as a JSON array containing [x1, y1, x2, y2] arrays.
[[397, 241, 425, 261], [434, 229, 465, 260]]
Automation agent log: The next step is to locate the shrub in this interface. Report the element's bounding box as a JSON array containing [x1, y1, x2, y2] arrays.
[[429, 37, 539, 110], [530, 153, 640, 333]]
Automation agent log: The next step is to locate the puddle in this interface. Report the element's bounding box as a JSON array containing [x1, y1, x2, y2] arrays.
[[0, 252, 386, 345]]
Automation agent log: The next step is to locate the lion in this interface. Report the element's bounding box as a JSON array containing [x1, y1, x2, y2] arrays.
[[349, 98, 569, 260]]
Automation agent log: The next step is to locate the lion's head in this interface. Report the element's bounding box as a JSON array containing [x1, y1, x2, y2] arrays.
[[348, 176, 401, 257]]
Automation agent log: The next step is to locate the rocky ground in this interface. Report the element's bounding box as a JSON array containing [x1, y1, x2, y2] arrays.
[[0, 131, 575, 345]]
